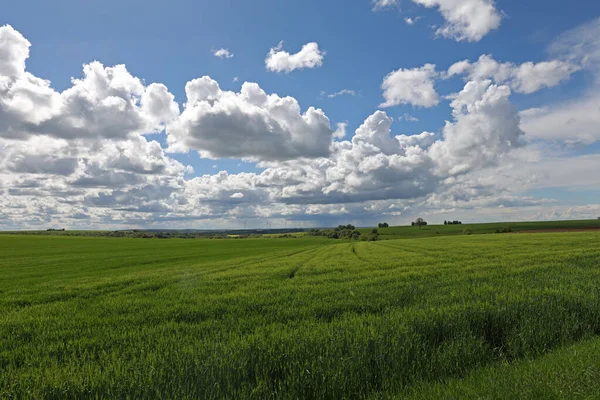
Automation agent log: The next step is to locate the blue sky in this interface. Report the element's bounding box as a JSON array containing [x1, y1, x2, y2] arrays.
[[1, 0, 600, 229]]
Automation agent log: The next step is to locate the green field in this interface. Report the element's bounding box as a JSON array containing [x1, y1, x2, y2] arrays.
[[2, 231, 600, 398], [360, 219, 600, 240]]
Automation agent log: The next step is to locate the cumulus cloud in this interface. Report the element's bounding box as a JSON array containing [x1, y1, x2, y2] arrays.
[[256, 79, 522, 206], [371, 0, 501, 41], [446, 54, 580, 94], [430, 80, 524, 176], [0, 22, 529, 228], [380, 64, 439, 108], [0, 62, 179, 140], [0, 25, 30, 77], [166, 78, 335, 161], [213, 48, 233, 59], [265, 42, 325, 73], [2, 23, 597, 229], [412, 0, 502, 42]]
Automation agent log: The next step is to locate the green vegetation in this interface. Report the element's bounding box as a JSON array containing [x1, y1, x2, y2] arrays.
[[403, 336, 600, 399], [0, 229, 303, 239], [1, 231, 600, 398], [306, 224, 362, 239], [360, 219, 600, 240]]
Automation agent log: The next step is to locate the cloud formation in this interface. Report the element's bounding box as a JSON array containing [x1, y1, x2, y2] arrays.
[[213, 48, 234, 59], [412, 0, 502, 41], [372, 0, 501, 41], [520, 18, 600, 145], [446, 54, 580, 94], [166, 78, 335, 161], [321, 89, 356, 99], [1, 22, 598, 229], [380, 64, 439, 108], [265, 42, 325, 73]]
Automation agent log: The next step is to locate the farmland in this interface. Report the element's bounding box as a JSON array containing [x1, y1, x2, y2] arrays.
[[360, 219, 600, 240], [1, 231, 600, 399]]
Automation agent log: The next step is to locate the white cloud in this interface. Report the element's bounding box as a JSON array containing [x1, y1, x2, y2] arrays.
[[520, 92, 600, 144], [0, 59, 179, 141], [2, 23, 599, 229], [166, 78, 334, 161], [400, 113, 419, 122], [322, 89, 356, 98], [550, 17, 600, 79], [213, 48, 233, 59], [429, 80, 524, 176], [333, 122, 348, 139], [373, 0, 501, 41], [265, 42, 325, 73], [520, 18, 600, 145], [446, 54, 580, 94], [372, 0, 398, 10], [380, 64, 439, 108], [404, 17, 422, 25], [0, 25, 30, 78], [411, 0, 502, 42]]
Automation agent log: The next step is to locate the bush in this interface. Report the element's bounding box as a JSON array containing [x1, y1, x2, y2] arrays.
[[463, 229, 473, 235], [372, 228, 378, 234]]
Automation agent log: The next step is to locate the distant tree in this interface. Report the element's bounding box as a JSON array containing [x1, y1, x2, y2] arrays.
[[444, 220, 447, 225], [414, 218, 427, 229], [411, 222, 415, 227], [372, 228, 378, 234]]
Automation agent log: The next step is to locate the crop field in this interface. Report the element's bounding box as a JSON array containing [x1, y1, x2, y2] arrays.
[[360, 219, 600, 240], [1, 232, 600, 399]]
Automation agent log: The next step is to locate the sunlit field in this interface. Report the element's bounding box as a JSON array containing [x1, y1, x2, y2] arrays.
[[2, 231, 600, 399]]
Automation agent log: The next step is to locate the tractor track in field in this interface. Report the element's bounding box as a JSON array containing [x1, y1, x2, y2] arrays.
[[204, 246, 324, 276], [285, 246, 326, 279], [349, 243, 377, 267]]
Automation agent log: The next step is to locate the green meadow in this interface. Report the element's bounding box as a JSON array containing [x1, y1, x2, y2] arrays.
[[1, 229, 600, 398]]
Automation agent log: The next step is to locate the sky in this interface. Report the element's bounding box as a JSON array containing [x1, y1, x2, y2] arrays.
[[1, 0, 600, 229]]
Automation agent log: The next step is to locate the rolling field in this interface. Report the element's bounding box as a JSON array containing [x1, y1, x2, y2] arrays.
[[1, 232, 600, 398], [360, 219, 600, 240]]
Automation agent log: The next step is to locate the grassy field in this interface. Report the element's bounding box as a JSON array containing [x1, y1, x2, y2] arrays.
[[361, 219, 600, 240], [402, 335, 600, 399], [1, 232, 600, 398]]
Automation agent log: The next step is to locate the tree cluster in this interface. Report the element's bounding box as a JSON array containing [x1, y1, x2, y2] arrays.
[[411, 218, 427, 229], [378, 222, 389, 228], [306, 225, 362, 240], [444, 220, 462, 225]]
